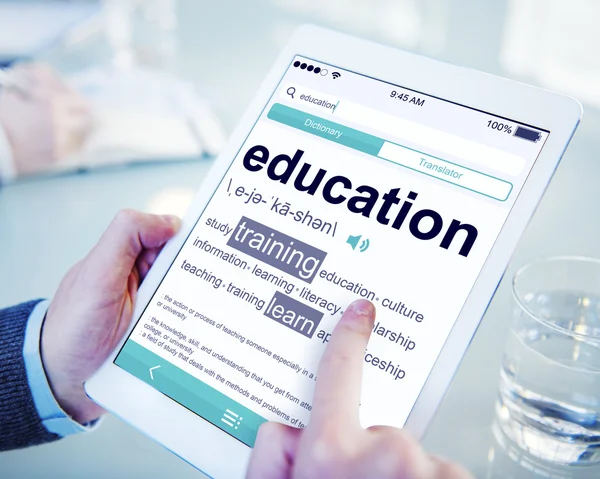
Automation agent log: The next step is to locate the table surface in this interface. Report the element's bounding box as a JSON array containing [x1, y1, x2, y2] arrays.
[[2, 1, 600, 477]]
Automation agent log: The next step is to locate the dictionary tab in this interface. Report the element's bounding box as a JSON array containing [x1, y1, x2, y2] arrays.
[[267, 102, 384, 156]]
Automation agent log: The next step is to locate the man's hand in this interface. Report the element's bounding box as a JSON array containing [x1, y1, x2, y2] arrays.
[[247, 299, 473, 479], [0, 63, 91, 176], [42, 210, 180, 424]]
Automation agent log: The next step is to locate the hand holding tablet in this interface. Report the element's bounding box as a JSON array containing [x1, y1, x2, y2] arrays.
[[40, 212, 469, 477], [248, 299, 472, 479], [42, 211, 181, 424]]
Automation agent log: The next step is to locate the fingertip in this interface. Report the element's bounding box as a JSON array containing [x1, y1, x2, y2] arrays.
[[342, 299, 376, 333], [162, 214, 181, 232], [349, 299, 375, 318], [136, 213, 179, 250]]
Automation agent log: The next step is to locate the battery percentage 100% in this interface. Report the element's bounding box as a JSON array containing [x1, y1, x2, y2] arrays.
[[487, 120, 513, 134]]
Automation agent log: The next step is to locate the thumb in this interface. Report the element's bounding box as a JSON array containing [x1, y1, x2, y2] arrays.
[[247, 422, 301, 479], [86, 210, 180, 278]]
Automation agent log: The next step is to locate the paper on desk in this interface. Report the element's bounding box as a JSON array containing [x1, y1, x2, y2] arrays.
[[60, 66, 227, 170], [70, 107, 202, 167]]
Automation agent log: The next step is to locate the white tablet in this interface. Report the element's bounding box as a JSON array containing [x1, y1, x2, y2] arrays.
[[86, 25, 581, 478]]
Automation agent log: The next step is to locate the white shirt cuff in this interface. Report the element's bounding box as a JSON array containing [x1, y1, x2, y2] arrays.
[[23, 300, 102, 437]]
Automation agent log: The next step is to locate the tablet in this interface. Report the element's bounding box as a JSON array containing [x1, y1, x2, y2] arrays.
[[86, 25, 581, 478]]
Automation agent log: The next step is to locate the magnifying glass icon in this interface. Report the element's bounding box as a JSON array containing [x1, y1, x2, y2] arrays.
[[287, 87, 296, 99]]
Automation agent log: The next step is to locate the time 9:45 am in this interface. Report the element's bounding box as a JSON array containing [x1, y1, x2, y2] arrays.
[[390, 90, 425, 106]]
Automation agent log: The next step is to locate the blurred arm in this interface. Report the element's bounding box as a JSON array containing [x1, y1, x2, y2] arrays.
[[0, 118, 16, 184], [0, 63, 92, 180]]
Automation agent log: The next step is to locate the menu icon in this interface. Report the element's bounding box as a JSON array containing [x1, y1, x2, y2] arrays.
[[221, 409, 243, 430]]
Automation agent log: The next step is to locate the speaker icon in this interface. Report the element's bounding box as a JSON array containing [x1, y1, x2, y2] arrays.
[[346, 234, 370, 253]]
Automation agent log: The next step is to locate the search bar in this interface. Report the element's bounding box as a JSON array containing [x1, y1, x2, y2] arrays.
[[283, 84, 341, 114], [280, 85, 525, 177]]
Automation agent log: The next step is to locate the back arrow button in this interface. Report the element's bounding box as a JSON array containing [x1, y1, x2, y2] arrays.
[[149, 365, 161, 380]]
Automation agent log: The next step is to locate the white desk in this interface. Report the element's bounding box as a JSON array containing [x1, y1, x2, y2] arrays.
[[2, 1, 600, 477]]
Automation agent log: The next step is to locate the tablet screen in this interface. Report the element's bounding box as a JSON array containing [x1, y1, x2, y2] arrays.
[[114, 56, 549, 447]]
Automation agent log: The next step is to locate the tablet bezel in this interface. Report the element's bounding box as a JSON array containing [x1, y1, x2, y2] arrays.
[[85, 24, 582, 478]]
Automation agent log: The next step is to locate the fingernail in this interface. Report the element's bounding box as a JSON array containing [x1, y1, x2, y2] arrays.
[[163, 215, 181, 229], [349, 299, 375, 318]]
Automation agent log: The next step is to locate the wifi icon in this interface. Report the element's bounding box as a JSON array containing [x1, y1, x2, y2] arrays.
[[331, 71, 341, 80], [346, 234, 370, 253]]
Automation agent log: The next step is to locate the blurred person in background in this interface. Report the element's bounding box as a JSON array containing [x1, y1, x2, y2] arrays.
[[0, 63, 91, 183]]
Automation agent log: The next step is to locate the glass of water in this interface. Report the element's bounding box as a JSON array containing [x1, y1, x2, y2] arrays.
[[496, 256, 600, 466]]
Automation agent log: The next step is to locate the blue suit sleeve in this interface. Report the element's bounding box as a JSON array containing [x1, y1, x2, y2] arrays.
[[0, 300, 59, 450], [0, 300, 99, 451]]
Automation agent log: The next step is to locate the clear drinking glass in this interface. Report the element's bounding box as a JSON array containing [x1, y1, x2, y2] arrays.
[[486, 416, 600, 478], [496, 256, 600, 466]]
